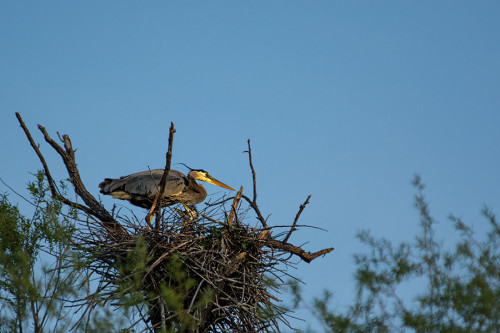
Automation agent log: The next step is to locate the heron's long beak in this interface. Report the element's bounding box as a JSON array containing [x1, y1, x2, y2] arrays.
[[207, 177, 235, 191]]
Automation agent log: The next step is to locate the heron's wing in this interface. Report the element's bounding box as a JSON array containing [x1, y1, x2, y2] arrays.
[[99, 169, 186, 198]]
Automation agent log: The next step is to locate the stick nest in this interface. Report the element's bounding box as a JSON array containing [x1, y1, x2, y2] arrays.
[[79, 203, 289, 332]]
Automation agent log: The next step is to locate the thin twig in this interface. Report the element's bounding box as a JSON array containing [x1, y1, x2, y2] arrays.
[[241, 194, 269, 229], [284, 195, 311, 243], [244, 139, 257, 203], [200, 213, 226, 226], [16, 113, 59, 198]]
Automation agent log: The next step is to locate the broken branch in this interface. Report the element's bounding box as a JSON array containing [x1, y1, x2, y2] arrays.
[[227, 186, 243, 228], [146, 122, 175, 229]]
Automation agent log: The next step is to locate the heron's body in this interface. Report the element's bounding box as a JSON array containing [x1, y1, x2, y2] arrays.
[[99, 168, 233, 209]]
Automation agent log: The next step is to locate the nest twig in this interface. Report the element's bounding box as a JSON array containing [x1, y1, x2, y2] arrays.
[[16, 113, 334, 332]]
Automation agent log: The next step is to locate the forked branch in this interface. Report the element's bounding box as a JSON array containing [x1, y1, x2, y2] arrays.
[[243, 139, 269, 229], [265, 239, 333, 263], [16, 113, 91, 215], [16, 113, 126, 237], [243, 139, 333, 263]]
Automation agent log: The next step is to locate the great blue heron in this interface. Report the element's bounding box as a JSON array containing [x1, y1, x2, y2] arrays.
[[99, 168, 234, 209]]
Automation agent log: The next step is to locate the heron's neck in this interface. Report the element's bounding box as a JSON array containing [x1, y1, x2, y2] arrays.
[[187, 175, 206, 195]]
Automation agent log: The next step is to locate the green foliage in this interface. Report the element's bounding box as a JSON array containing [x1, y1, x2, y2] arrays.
[[258, 276, 288, 326], [0, 171, 75, 331], [115, 235, 150, 308], [156, 254, 213, 333], [0, 193, 34, 330], [0, 171, 119, 332], [289, 176, 500, 332]]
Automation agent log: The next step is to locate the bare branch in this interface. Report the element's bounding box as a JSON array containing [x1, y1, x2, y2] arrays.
[[241, 139, 333, 264], [244, 139, 257, 203], [16, 114, 97, 216], [241, 194, 269, 229], [16, 112, 126, 237], [284, 195, 311, 243], [146, 122, 176, 229], [263, 239, 334, 263], [16, 113, 58, 197]]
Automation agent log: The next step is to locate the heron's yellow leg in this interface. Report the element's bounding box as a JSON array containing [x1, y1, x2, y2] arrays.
[[145, 214, 153, 230]]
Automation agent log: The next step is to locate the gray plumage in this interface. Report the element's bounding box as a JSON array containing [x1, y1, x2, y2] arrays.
[[99, 168, 234, 209]]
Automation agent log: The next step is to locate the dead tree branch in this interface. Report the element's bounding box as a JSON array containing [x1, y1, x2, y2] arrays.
[[16, 113, 126, 237], [284, 195, 311, 243], [146, 122, 176, 229], [242, 139, 269, 230], [227, 186, 243, 228], [242, 139, 333, 263], [245, 139, 257, 203], [263, 239, 333, 264]]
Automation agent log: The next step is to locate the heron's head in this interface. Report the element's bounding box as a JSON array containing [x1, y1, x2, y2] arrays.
[[188, 169, 235, 191]]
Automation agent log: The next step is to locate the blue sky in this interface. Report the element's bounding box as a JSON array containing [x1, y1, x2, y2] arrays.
[[1, 1, 500, 330]]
